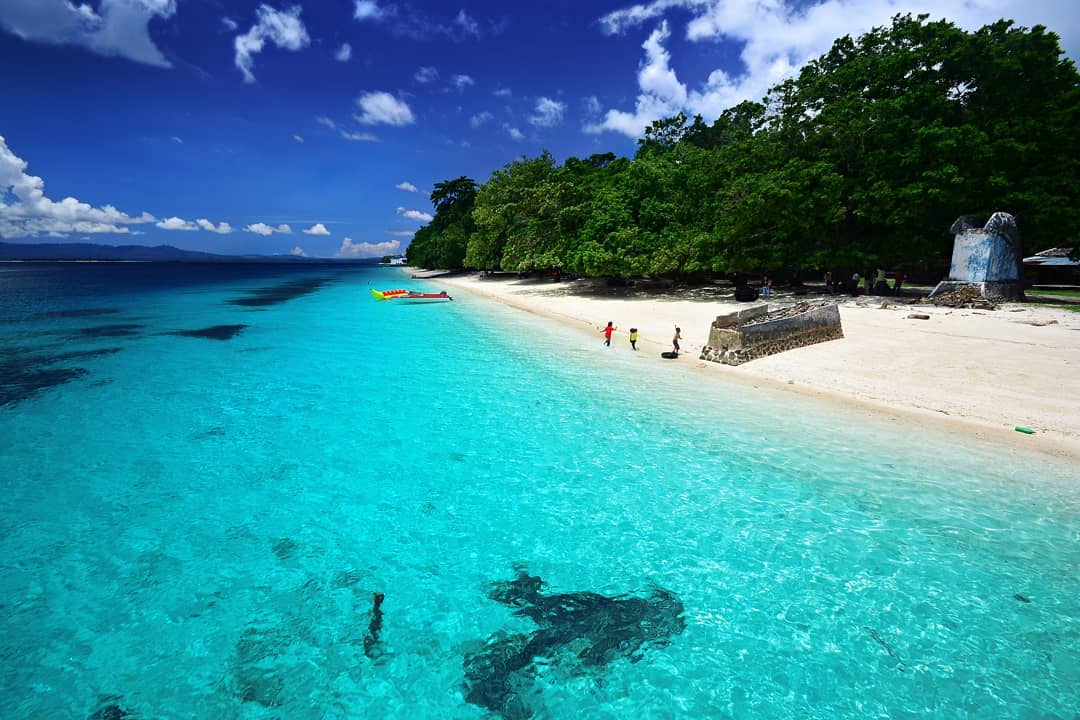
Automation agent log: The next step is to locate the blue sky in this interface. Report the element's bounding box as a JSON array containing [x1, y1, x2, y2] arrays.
[[1, 0, 1076, 258]]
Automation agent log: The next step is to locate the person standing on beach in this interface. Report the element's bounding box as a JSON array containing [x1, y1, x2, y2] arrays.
[[893, 270, 905, 295], [629, 327, 638, 350], [603, 321, 616, 347], [761, 274, 771, 298], [672, 326, 681, 355]]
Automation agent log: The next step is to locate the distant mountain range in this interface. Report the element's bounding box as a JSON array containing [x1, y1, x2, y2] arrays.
[[0, 241, 364, 263]]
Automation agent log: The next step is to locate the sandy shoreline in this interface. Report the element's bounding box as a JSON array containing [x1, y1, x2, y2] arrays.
[[405, 269, 1080, 463]]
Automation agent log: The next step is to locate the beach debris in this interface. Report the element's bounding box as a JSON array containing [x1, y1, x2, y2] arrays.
[[168, 324, 247, 341], [1017, 319, 1058, 327], [1014, 593, 1032, 603], [700, 301, 843, 366], [363, 592, 385, 658], [1014, 426, 1036, 434], [463, 569, 686, 720], [907, 313, 931, 320]]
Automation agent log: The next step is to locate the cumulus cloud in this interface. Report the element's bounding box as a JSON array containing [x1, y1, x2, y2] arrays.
[[387, 229, 415, 237], [396, 207, 433, 222], [156, 216, 196, 231], [222, 17, 238, 31], [396, 181, 419, 192], [504, 124, 524, 141], [234, 4, 310, 83], [493, 87, 512, 97], [353, 0, 384, 21], [0, 135, 154, 239], [317, 116, 336, 129], [340, 130, 379, 142], [414, 66, 439, 83], [196, 218, 233, 234], [302, 222, 330, 235], [451, 74, 475, 91], [290, 245, 306, 256], [582, 95, 602, 116], [338, 237, 401, 258], [529, 97, 566, 128], [335, 42, 352, 62], [245, 222, 292, 236], [469, 111, 494, 128], [355, 91, 415, 126], [591, 0, 1080, 138], [0, 0, 177, 68], [455, 9, 480, 37], [170, 135, 183, 144], [293, 134, 304, 143]]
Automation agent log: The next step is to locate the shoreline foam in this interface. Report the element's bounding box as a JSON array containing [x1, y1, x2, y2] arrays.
[[406, 269, 1080, 464]]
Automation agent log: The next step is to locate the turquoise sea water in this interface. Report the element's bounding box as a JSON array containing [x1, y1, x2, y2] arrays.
[[0, 263, 1077, 719]]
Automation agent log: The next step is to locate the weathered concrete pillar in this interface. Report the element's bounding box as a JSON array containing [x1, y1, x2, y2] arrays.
[[930, 212, 1024, 301]]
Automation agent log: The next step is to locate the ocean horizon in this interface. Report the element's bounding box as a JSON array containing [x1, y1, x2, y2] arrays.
[[1, 262, 1076, 719]]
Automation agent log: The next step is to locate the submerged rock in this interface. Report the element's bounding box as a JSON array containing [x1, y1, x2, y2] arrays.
[[463, 569, 686, 719], [229, 278, 334, 307]]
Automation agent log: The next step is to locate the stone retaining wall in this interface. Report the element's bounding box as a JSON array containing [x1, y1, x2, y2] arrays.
[[700, 302, 844, 366]]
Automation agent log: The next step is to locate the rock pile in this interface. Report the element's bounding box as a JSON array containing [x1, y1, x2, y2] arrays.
[[924, 286, 998, 310]]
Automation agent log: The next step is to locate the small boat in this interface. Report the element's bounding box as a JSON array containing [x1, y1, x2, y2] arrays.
[[371, 288, 410, 300], [401, 290, 453, 303]]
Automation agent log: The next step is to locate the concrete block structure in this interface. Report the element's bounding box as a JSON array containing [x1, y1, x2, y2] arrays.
[[930, 212, 1024, 301], [700, 301, 844, 366]]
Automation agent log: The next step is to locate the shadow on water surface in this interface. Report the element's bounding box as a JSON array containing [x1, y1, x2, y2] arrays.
[[34, 308, 122, 320], [72, 323, 145, 338], [167, 324, 247, 341], [0, 347, 122, 408], [228, 277, 335, 307], [464, 568, 686, 720]]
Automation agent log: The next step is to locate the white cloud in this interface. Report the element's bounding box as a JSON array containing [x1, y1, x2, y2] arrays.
[[353, 0, 384, 21], [317, 116, 336, 129], [156, 216, 196, 231], [355, 91, 415, 126], [335, 42, 352, 62], [451, 73, 475, 91], [338, 237, 401, 258], [396, 207, 433, 222], [493, 87, 512, 97], [290, 245, 306, 256], [234, 4, 310, 84], [414, 66, 439, 83], [340, 130, 379, 142], [0, 0, 177, 68], [469, 111, 494, 128], [388, 229, 416, 237], [221, 17, 238, 31], [592, 0, 1080, 138], [245, 222, 292, 236], [504, 124, 524, 141], [396, 181, 419, 192], [0, 135, 154, 239], [455, 9, 480, 37], [293, 134, 304, 143], [302, 222, 330, 235], [529, 97, 567, 128], [582, 95, 602, 116], [171, 135, 183, 144], [196, 218, 233, 234]]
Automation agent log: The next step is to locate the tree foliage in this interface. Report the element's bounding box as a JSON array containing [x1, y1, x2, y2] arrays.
[[406, 16, 1078, 277]]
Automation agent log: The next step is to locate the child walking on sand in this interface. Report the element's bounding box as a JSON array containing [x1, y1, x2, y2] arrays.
[[672, 326, 681, 355], [603, 321, 616, 347], [629, 328, 638, 350]]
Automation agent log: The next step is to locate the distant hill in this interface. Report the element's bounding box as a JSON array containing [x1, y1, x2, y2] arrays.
[[0, 241, 341, 263]]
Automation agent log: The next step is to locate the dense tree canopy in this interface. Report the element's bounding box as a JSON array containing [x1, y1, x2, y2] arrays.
[[405, 15, 1079, 278]]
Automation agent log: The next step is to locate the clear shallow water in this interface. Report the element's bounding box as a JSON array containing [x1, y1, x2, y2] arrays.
[[0, 263, 1077, 719]]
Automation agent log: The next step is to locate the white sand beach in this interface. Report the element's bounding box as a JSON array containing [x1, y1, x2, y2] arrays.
[[409, 270, 1080, 462]]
